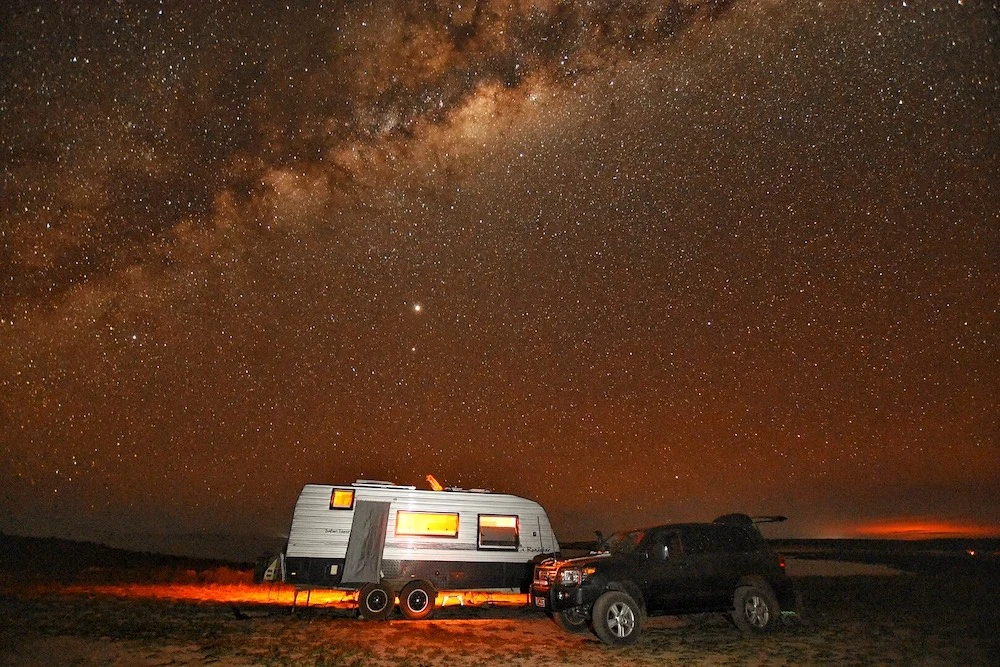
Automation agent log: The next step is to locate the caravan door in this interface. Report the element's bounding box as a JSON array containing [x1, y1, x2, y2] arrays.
[[341, 500, 390, 584]]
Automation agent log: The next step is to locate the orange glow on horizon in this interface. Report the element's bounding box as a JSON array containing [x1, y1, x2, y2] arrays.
[[836, 518, 1000, 540]]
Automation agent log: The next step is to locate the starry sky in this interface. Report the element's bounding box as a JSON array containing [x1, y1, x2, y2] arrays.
[[1, 0, 997, 560]]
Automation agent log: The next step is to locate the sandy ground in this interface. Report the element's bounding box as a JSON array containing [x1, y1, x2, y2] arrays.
[[1, 560, 996, 666], [782, 557, 905, 577]]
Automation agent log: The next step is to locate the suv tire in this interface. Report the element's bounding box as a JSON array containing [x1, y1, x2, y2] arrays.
[[731, 584, 780, 634], [591, 590, 642, 646], [553, 608, 590, 633]]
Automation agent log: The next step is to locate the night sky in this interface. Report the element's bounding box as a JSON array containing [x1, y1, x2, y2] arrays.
[[2, 0, 997, 560]]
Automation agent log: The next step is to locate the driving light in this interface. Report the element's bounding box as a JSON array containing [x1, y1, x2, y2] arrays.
[[558, 569, 581, 586]]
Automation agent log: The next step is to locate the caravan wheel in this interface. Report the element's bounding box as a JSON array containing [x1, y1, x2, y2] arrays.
[[399, 580, 437, 620], [358, 583, 395, 620]]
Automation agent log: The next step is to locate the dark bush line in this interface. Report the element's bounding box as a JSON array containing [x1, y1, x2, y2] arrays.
[[0, 533, 251, 584]]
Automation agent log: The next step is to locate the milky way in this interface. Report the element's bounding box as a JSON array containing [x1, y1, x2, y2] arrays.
[[1, 0, 997, 559]]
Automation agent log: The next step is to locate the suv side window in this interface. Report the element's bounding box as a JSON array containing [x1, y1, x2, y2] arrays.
[[644, 529, 683, 559], [725, 527, 755, 553], [684, 525, 754, 554]]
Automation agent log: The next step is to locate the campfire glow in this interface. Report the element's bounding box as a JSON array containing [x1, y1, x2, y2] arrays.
[[54, 582, 529, 610]]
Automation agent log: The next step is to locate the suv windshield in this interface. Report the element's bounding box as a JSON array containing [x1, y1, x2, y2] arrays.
[[602, 529, 646, 554]]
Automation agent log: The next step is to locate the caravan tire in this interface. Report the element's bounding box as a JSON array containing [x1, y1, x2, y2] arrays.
[[358, 583, 395, 620], [399, 581, 437, 620]]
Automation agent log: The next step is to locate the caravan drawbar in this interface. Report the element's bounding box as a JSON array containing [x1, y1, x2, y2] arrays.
[[277, 479, 560, 620]]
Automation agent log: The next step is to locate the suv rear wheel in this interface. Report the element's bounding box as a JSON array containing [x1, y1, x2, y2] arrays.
[[591, 591, 642, 646], [732, 584, 780, 634]]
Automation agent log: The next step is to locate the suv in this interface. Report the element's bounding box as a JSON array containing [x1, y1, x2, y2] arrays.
[[530, 514, 798, 645]]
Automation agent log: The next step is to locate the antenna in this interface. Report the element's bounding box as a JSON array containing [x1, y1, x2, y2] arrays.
[[426, 474, 444, 492]]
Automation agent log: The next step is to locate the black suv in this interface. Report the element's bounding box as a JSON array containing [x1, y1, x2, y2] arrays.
[[530, 514, 798, 645]]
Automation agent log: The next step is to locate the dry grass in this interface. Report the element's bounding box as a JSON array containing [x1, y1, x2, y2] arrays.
[[1, 566, 997, 666]]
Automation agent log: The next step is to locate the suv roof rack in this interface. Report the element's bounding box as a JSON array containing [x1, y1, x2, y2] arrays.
[[712, 513, 788, 526]]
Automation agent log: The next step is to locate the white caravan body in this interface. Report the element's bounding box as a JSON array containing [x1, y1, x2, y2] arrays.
[[282, 480, 560, 594]]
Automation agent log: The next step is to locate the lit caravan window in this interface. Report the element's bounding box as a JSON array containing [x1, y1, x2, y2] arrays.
[[479, 515, 519, 549], [396, 511, 459, 538], [329, 488, 355, 510]]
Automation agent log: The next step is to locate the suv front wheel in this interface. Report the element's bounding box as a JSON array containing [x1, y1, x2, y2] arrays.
[[732, 584, 780, 634], [591, 591, 642, 646]]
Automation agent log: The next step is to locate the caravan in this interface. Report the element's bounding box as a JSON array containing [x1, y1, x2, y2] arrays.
[[268, 478, 560, 620]]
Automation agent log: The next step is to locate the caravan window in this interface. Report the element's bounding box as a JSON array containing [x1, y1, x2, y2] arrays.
[[478, 515, 519, 550], [396, 511, 459, 538], [329, 488, 355, 510]]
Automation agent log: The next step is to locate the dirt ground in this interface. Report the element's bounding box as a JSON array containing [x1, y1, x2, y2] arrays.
[[1, 561, 997, 666]]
